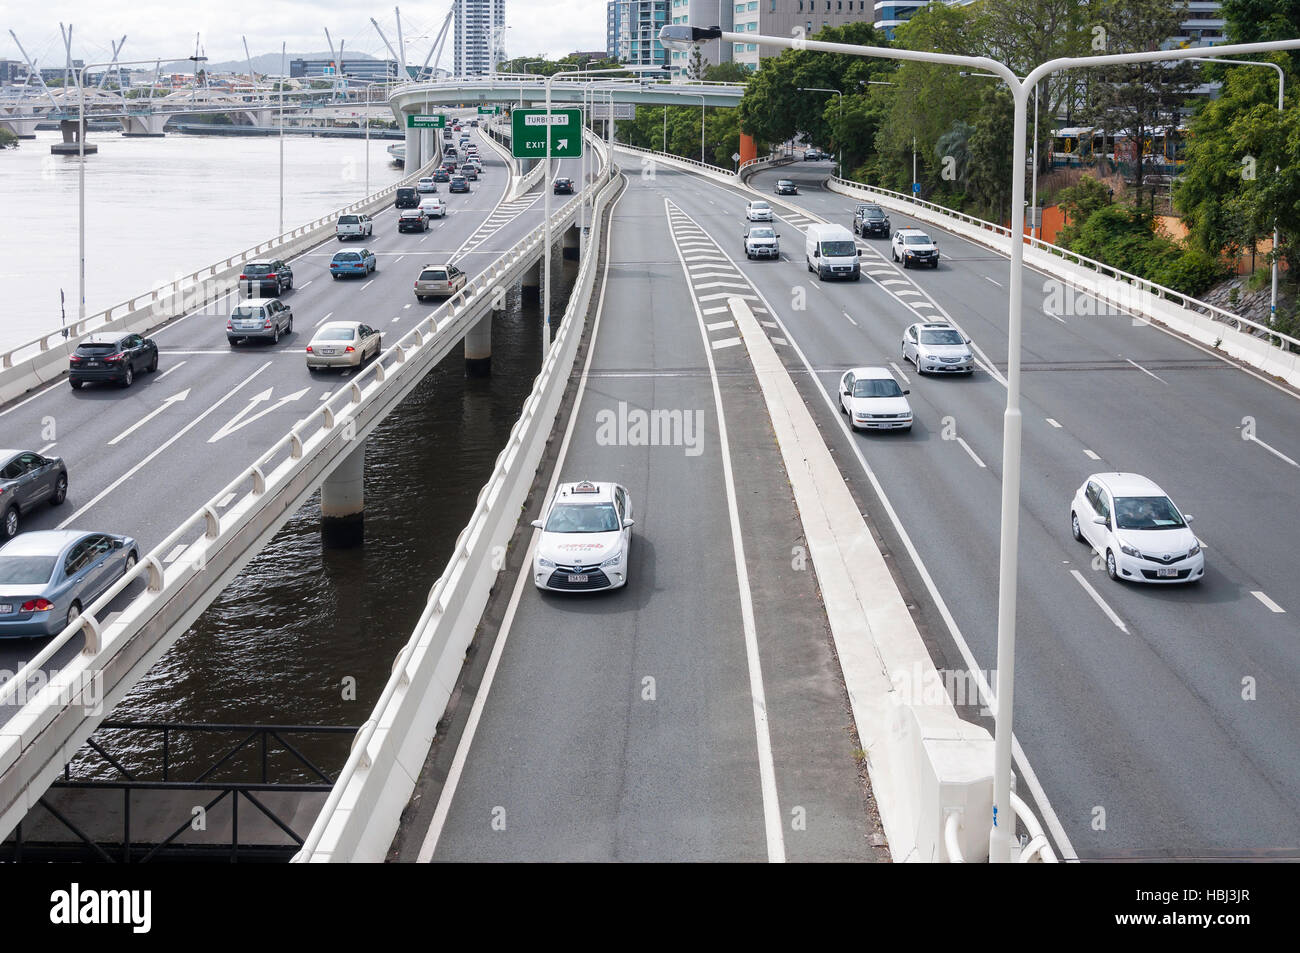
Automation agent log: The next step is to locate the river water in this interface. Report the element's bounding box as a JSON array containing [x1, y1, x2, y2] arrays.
[[0, 129, 403, 350], [1, 130, 560, 781]]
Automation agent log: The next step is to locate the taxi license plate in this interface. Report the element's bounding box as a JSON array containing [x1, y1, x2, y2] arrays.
[[1157, 567, 1179, 578], [0, 604, 12, 614], [567, 574, 588, 584]]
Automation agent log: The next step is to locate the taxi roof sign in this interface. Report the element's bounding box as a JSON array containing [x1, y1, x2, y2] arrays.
[[571, 481, 599, 493]]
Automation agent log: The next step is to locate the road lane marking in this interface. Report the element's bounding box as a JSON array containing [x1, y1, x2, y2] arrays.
[[956, 436, 986, 468], [156, 360, 188, 381], [315, 311, 334, 327], [59, 362, 273, 528], [1044, 309, 1066, 325], [299, 280, 313, 289], [107, 389, 191, 446], [1083, 449, 1100, 460], [1070, 569, 1129, 633], [984, 276, 1003, 287], [711, 337, 742, 350], [208, 386, 310, 443], [842, 311, 858, 326], [38, 442, 56, 455], [706, 320, 734, 331], [416, 174, 631, 864], [1046, 418, 1062, 428], [361, 279, 375, 291], [1252, 591, 1286, 613], [1244, 433, 1299, 467], [889, 362, 911, 384], [1125, 358, 1168, 384]]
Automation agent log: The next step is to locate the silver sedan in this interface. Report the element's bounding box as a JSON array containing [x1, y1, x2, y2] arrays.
[[305, 321, 382, 370]]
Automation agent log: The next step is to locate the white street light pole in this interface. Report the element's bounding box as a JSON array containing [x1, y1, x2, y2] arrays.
[[798, 86, 842, 176], [1199, 57, 1285, 324], [77, 54, 195, 324], [279, 42, 286, 235], [661, 21, 1300, 865]]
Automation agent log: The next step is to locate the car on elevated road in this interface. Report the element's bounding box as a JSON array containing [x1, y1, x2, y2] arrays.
[[745, 200, 774, 222], [397, 208, 430, 233], [853, 203, 890, 238], [414, 263, 467, 301], [892, 228, 940, 269], [901, 322, 974, 374], [531, 480, 634, 592], [416, 176, 437, 193], [68, 332, 158, 391], [838, 367, 912, 432], [227, 298, 293, 347], [0, 530, 138, 638], [553, 177, 575, 195], [419, 196, 446, 219], [432, 168, 451, 183], [743, 225, 780, 260], [775, 179, 799, 195], [1071, 473, 1205, 584], [335, 213, 373, 241], [0, 450, 68, 541], [305, 321, 382, 370], [238, 259, 293, 297], [449, 175, 471, 194], [330, 249, 378, 277]]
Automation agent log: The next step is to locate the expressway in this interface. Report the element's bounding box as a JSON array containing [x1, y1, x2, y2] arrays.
[[608, 156, 1300, 859], [0, 123, 585, 719], [395, 169, 881, 863]]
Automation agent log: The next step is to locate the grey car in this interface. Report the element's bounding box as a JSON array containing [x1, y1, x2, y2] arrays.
[[0, 530, 138, 638], [0, 450, 68, 541], [227, 298, 294, 346]]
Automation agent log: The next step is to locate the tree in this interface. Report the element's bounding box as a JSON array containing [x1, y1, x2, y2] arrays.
[[703, 61, 751, 84], [966, 87, 1016, 221], [687, 47, 705, 80], [934, 120, 975, 190], [1222, 0, 1300, 73], [1082, 0, 1197, 212], [1055, 174, 1115, 245]]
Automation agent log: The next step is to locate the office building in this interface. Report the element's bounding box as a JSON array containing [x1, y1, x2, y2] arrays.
[[609, 1, 669, 67], [290, 58, 401, 81], [456, 0, 507, 77]]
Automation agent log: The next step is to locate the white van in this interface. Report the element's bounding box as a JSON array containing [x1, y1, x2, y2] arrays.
[[805, 223, 861, 280]]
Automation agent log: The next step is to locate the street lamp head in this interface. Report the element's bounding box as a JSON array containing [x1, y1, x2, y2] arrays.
[[659, 24, 722, 53]]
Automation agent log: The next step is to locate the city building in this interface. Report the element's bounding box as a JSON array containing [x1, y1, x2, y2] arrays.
[[456, 0, 507, 77], [289, 58, 401, 81], [609, 1, 670, 67], [0, 60, 27, 86]]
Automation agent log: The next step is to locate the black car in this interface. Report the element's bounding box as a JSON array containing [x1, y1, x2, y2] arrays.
[[449, 175, 470, 194], [395, 187, 420, 210], [553, 177, 575, 195], [854, 203, 891, 238], [775, 179, 799, 195], [69, 332, 158, 390], [0, 450, 68, 541], [397, 209, 430, 233], [238, 258, 293, 297]]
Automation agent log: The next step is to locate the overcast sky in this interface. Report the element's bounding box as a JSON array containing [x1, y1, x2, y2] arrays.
[[1, 2, 611, 69]]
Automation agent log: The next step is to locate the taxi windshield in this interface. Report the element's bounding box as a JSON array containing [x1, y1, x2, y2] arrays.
[[545, 503, 620, 534]]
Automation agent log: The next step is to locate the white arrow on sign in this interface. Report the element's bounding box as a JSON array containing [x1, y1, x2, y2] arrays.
[[556, 139, 569, 151], [107, 389, 191, 446], [208, 386, 310, 443]]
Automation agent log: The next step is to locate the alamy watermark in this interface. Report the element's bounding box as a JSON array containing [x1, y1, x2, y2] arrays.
[[595, 401, 705, 457]]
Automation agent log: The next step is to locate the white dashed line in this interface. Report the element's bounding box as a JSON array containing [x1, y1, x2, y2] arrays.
[[1125, 358, 1168, 384], [1244, 434, 1299, 467], [889, 362, 911, 384], [315, 311, 334, 327], [1044, 309, 1066, 325], [361, 280, 375, 291], [1046, 418, 1062, 428], [1083, 449, 1101, 460], [156, 361, 187, 380], [1070, 569, 1129, 633], [956, 436, 986, 468], [38, 442, 56, 455], [1251, 591, 1286, 613], [842, 311, 858, 326], [706, 321, 734, 331], [984, 276, 1003, 287], [711, 337, 742, 350]]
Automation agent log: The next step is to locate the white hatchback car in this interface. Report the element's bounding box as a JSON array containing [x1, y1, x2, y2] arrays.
[[1070, 473, 1204, 584], [745, 200, 774, 222], [305, 321, 382, 370], [838, 366, 913, 431], [531, 480, 634, 591], [419, 196, 446, 219], [902, 322, 974, 374]]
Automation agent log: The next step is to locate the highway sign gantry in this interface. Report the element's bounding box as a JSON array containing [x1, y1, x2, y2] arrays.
[[511, 108, 583, 159], [407, 114, 446, 129], [478, 105, 500, 115]]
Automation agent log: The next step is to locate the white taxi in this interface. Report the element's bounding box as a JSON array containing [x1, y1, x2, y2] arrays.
[[531, 480, 634, 591]]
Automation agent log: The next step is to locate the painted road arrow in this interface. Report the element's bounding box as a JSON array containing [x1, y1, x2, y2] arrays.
[[208, 386, 310, 443], [107, 389, 191, 446]]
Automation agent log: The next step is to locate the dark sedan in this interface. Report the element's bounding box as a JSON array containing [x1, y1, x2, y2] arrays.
[[775, 179, 799, 195], [0, 450, 68, 540], [69, 332, 158, 391], [0, 530, 138, 638]]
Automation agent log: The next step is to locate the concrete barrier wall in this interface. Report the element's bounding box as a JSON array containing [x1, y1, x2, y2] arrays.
[[294, 149, 622, 863]]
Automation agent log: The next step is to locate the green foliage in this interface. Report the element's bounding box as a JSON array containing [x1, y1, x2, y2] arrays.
[[703, 62, 752, 84], [1056, 175, 1115, 244], [0, 127, 17, 149], [1153, 247, 1228, 296], [1222, 0, 1300, 74], [496, 55, 622, 77], [966, 87, 1016, 221]]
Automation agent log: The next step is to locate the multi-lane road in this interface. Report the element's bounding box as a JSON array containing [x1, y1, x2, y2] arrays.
[[0, 122, 583, 713]]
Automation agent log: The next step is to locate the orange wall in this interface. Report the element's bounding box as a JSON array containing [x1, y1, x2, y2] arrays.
[[739, 133, 758, 165]]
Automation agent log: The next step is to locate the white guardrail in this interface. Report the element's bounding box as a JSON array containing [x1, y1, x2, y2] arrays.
[[0, 132, 611, 845], [0, 144, 442, 407], [293, 140, 622, 863], [825, 176, 1300, 388], [611, 140, 791, 186]]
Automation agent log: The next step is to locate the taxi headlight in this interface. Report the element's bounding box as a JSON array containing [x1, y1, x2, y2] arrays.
[[538, 557, 556, 569], [600, 550, 623, 568]]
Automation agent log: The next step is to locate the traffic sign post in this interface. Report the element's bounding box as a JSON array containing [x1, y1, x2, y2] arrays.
[[478, 105, 499, 115], [511, 108, 583, 159], [406, 114, 446, 129], [912, 181, 921, 195]]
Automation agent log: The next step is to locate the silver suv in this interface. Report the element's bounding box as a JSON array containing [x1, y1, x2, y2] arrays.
[[743, 225, 780, 260], [901, 322, 973, 374], [228, 298, 293, 346]]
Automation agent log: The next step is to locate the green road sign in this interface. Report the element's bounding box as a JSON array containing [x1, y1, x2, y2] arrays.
[[406, 113, 446, 129], [478, 105, 499, 115], [511, 108, 583, 159]]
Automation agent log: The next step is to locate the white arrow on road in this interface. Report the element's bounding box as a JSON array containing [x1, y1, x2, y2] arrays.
[[107, 389, 191, 446], [208, 386, 310, 443]]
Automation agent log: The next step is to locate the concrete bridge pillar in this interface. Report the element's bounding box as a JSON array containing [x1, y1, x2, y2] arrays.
[[120, 113, 168, 137], [464, 312, 492, 377], [321, 440, 366, 548], [404, 123, 421, 171], [420, 128, 435, 168], [562, 224, 581, 261], [51, 119, 98, 155], [0, 108, 38, 139], [521, 260, 541, 304]]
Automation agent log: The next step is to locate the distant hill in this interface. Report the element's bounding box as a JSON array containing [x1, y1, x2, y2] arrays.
[[158, 51, 381, 76]]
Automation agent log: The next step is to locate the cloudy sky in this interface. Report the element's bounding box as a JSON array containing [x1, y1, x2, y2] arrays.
[[1, 2, 611, 69]]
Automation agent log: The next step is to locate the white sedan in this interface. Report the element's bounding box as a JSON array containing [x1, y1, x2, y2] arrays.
[[838, 366, 912, 431], [531, 480, 634, 591], [305, 321, 382, 370], [1070, 473, 1205, 584], [419, 196, 446, 218], [745, 200, 774, 222]]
